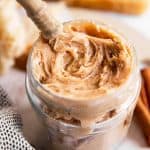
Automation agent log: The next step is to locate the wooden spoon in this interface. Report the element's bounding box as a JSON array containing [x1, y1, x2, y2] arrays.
[[16, 0, 63, 39]]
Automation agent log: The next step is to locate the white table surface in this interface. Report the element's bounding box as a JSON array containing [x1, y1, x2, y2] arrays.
[[0, 2, 150, 150]]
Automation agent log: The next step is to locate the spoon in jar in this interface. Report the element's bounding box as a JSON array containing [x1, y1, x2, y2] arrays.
[[16, 0, 63, 40]]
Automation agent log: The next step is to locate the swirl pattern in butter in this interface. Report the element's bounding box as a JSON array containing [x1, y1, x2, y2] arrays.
[[32, 21, 132, 100]]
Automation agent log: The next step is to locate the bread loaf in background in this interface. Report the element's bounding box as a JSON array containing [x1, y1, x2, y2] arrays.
[[0, 0, 39, 74], [66, 0, 150, 15]]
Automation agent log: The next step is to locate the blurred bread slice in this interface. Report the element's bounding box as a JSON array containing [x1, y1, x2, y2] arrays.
[[0, 0, 26, 74], [66, 0, 150, 15], [0, 0, 39, 74]]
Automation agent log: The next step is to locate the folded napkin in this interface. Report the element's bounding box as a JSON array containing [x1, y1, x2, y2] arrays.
[[0, 86, 35, 150]]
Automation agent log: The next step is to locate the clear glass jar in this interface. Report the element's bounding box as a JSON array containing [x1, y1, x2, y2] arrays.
[[26, 20, 141, 150]]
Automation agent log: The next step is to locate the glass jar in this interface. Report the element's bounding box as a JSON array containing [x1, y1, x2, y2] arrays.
[[26, 20, 141, 150]]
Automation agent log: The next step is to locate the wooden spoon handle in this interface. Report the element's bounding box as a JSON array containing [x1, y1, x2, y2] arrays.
[[17, 0, 62, 39]]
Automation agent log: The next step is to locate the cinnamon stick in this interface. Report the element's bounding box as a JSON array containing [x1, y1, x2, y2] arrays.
[[135, 97, 150, 143], [147, 136, 150, 146], [141, 80, 149, 109], [135, 68, 150, 146], [141, 68, 150, 107]]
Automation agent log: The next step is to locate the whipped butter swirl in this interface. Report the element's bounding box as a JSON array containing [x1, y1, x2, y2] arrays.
[[32, 21, 132, 100]]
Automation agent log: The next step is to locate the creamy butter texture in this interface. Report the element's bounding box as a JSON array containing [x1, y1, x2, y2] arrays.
[[28, 21, 139, 150], [32, 21, 132, 100]]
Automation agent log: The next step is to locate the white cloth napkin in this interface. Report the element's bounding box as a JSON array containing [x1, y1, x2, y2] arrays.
[[0, 86, 35, 150]]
